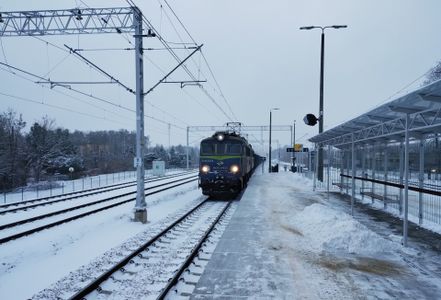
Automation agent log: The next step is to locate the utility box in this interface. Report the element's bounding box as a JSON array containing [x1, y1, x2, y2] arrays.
[[152, 160, 166, 176]]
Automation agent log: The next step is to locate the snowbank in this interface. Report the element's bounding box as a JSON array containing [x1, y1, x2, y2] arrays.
[[293, 203, 398, 256]]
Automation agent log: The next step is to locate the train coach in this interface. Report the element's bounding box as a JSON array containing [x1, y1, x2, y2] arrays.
[[198, 131, 261, 197]]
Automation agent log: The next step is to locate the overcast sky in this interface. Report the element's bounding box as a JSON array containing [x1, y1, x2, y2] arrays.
[[1, 0, 441, 154]]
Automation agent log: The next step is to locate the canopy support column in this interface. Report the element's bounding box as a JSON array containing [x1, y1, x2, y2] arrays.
[[418, 138, 425, 225], [383, 146, 388, 209], [351, 134, 356, 216], [403, 113, 410, 247]]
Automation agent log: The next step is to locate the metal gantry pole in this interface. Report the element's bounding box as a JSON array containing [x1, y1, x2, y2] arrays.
[[419, 138, 425, 225], [269, 110, 272, 173], [403, 114, 410, 246], [313, 143, 318, 191], [399, 141, 404, 214], [339, 149, 344, 193], [383, 145, 388, 209], [351, 134, 356, 216], [133, 7, 147, 223], [318, 31, 325, 182], [327, 145, 331, 197], [186, 126, 190, 169], [293, 121, 296, 170], [371, 143, 376, 203], [361, 144, 366, 200], [346, 149, 350, 195]]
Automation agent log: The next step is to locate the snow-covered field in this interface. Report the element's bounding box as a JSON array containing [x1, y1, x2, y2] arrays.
[[1, 168, 440, 299]]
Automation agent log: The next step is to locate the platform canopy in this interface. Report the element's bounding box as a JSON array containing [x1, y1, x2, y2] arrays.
[[309, 79, 441, 148]]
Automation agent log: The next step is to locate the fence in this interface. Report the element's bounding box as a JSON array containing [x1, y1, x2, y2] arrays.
[[1, 168, 184, 204], [304, 140, 441, 230]]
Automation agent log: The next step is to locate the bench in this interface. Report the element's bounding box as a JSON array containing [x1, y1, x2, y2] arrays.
[[360, 189, 400, 204], [332, 182, 351, 189]]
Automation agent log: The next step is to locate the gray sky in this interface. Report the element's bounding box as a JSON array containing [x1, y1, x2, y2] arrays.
[[1, 0, 441, 154]]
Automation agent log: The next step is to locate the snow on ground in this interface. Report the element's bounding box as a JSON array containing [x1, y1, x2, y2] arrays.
[[2, 168, 441, 299], [0, 181, 202, 300], [209, 169, 441, 299]]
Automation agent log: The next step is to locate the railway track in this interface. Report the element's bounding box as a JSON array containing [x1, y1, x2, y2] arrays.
[[68, 198, 234, 300], [0, 171, 196, 213], [0, 175, 198, 244]]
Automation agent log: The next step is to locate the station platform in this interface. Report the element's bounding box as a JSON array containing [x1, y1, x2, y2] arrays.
[[191, 170, 441, 299], [191, 170, 300, 299]]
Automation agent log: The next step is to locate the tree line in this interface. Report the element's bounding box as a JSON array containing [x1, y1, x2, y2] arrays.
[[0, 110, 199, 192]]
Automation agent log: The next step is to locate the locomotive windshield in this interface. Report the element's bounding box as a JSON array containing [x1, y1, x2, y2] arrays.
[[200, 141, 242, 155], [201, 143, 216, 155], [227, 144, 242, 154]]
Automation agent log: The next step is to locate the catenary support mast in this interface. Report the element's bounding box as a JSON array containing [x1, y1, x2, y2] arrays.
[[0, 6, 149, 223]]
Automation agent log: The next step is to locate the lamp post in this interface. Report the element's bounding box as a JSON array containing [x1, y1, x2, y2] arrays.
[[300, 24, 347, 182], [269, 108, 280, 173], [293, 120, 296, 170]]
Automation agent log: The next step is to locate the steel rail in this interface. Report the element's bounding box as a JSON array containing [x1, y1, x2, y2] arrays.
[[69, 198, 212, 300], [0, 178, 198, 245], [157, 200, 232, 299], [0, 175, 197, 231], [0, 171, 196, 211]]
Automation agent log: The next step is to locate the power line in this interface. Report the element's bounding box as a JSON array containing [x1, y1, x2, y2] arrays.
[[126, 0, 234, 122], [0, 64, 132, 121], [159, 0, 238, 120], [64, 44, 135, 94], [31, 28, 190, 130], [0, 90, 131, 127], [0, 61, 185, 130]]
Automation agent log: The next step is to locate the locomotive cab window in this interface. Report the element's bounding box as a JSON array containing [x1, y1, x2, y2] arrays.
[[227, 143, 242, 154], [201, 143, 216, 155]]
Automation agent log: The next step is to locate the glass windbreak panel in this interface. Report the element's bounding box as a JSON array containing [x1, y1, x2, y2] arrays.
[[227, 144, 242, 155], [201, 143, 215, 155]]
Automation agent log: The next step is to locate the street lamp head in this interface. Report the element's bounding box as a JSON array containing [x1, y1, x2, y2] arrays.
[[299, 26, 316, 30], [271, 107, 280, 111], [331, 25, 348, 29]]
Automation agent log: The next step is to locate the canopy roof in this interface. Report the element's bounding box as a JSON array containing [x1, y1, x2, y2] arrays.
[[309, 79, 441, 148]]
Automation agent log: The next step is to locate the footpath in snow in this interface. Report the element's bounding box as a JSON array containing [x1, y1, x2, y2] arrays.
[[192, 170, 441, 299]]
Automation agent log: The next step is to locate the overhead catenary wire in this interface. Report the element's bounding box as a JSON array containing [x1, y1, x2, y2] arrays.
[[125, 0, 234, 122], [0, 61, 185, 130], [142, 49, 224, 124], [159, 0, 238, 121], [0, 91, 131, 127], [64, 44, 135, 94], [30, 34, 190, 129]]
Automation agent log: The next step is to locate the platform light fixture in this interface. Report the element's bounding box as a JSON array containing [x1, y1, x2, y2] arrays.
[[269, 108, 280, 173], [299, 24, 347, 182]]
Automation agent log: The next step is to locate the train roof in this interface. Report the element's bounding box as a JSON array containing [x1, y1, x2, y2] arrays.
[[201, 131, 250, 145]]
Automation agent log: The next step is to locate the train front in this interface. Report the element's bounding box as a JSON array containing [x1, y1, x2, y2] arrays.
[[198, 132, 244, 197]]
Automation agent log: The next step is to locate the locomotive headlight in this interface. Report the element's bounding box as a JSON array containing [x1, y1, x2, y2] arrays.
[[201, 165, 210, 173], [230, 165, 239, 173], [217, 134, 224, 141]]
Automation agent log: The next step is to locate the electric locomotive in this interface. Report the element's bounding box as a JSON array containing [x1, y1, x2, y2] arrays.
[[198, 131, 255, 197]]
